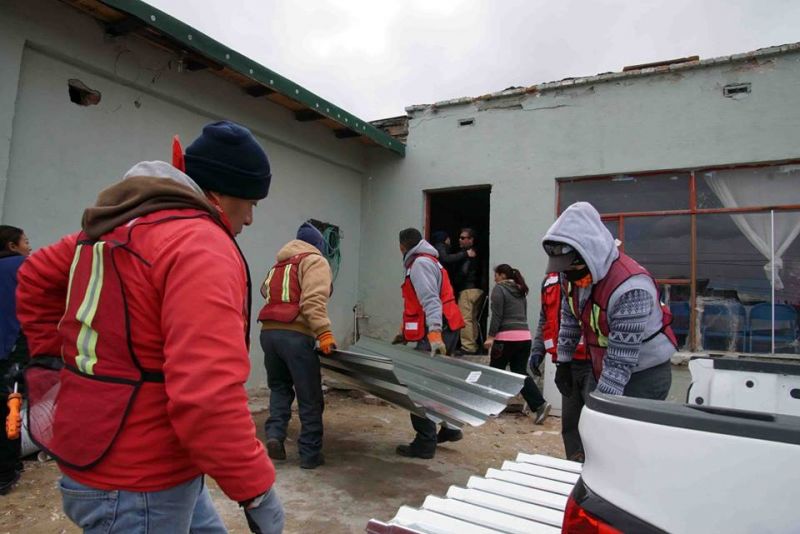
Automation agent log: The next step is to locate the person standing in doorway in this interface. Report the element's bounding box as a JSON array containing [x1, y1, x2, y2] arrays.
[[258, 220, 336, 470], [528, 272, 590, 462], [431, 230, 466, 281], [484, 264, 550, 424], [453, 228, 482, 355], [393, 228, 465, 458]]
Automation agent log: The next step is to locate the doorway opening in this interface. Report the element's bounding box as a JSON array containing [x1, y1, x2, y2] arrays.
[[425, 186, 491, 351]]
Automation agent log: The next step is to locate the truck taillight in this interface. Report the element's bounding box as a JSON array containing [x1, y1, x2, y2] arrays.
[[563, 494, 622, 534]]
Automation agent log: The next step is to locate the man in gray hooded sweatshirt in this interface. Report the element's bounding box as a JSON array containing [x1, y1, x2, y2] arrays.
[[393, 228, 465, 458], [542, 202, 677, 399]]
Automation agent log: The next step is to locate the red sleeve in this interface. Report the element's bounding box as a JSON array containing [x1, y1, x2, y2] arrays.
[[16, 233, 79, 357], [152, 221, 274, 502]]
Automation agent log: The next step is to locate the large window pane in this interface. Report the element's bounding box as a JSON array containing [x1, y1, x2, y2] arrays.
[[559, 173, 689, 214], [697, 164, 800, 209], [768, 211, 800, 354], [697, 213, 769, 353], [624, 216, 690, 279]]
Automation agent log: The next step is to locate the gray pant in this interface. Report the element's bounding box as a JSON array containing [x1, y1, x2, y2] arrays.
[[261, 330, 324, 461], [623, 360, 672, 400], [562, 359, 672, 460]]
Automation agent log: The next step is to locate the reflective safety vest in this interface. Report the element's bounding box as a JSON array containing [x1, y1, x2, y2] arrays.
[[565, 253, 678, 379], [25, 210, 245, 470], [401, 253, 465, 341], [256, 252, 320, 323], [541, 273, 588, 362]]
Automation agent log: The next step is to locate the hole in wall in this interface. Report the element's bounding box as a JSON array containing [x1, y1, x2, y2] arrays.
[[68, 79, 102, 106], [458, 118, 475, 127]]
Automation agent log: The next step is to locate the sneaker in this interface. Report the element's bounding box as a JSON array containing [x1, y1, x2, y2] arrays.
[[299, 453, 325, 470], [395, 443, 435, 459], [266, 439, 286, 461], [534, 402, 551, 425], [436, 427, 463, 444]]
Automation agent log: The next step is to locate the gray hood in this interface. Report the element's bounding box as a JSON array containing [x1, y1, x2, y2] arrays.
[[498, 279, 524, 298], [542, 202, 619, 282], [403, 239, 439, 268]]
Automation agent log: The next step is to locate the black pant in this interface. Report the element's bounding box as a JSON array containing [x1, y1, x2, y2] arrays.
[[261, 329, 324, 461], [409, 327, 461, 451], [561, 359, 595, 461], [1, 335, 27, 484], [489, 340, 545, 411]]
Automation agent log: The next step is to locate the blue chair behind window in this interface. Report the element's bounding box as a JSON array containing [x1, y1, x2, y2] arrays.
[[748, 303, 799, 354], [701, 301, 747, 352], [669, 301, 690, 350]]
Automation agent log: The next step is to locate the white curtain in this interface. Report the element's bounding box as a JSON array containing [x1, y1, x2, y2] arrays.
[[704, 165, 800, 290]]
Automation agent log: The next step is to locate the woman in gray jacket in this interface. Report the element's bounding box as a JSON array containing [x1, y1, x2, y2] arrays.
[[484, 264, 551, 424]]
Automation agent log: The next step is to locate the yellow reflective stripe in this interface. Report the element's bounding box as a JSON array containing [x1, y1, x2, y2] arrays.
[[57, 246, 83, 332], [591, 305, 609, 348], [262, 268, 275, 301], [281, 265, 292, 302], [75, 242, 105, 375], [566, 282, 577, 319]]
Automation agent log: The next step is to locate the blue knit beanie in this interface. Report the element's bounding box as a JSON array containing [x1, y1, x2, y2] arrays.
[[431, 230, 449, 245], [184, 121, 271, 200], [297, 221, 327, 255]]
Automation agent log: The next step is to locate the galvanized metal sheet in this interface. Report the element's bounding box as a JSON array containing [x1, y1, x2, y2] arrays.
[[484, 468, 574, 496], [370, 452, 582, 532], [501, 461, 580, 485], [321, 336, 524, 428]]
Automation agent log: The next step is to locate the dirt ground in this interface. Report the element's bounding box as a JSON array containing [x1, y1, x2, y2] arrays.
[[0, 387, 564, 534]]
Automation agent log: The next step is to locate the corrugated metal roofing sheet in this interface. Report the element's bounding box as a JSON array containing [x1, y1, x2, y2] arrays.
[[321, 337, 524, 428], [367, 453, 579, 533]]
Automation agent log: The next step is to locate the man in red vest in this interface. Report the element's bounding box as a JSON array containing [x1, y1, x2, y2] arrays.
[[16, 121, 283, 533], [541, 202, 677, 407], [393, 228, 466, 459], [258, 220, 335, 470], [529, 272, 591, 462]]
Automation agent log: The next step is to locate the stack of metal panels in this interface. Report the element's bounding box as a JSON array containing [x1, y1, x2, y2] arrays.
[[321, 337, 525, 428], [366, 453, 580, 533]]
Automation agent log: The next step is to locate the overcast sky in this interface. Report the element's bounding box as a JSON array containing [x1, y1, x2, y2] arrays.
[[145, 0, 800, 121]]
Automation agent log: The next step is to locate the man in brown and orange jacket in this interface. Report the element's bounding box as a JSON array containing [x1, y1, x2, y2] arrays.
[[258, 220, 336, 470]]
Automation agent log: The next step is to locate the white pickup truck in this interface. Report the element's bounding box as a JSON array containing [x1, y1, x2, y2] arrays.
[[370, 356, 800, 533]]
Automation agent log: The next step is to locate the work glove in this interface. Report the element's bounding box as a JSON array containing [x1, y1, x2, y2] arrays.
[[427, 330, 446, 356], [241, 488, 285, 534], [527, 350, 544, 379], [391, 332, 406, 345], [316, 331, 337, 356], [555, 362, 573, 397]]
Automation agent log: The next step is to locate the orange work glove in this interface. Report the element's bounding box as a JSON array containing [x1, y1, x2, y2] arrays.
[[427, 330, 446, 356], [317, 331, 337, 355]]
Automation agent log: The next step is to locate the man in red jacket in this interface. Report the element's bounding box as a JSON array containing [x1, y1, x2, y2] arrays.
[[16, 121, 283, 533]]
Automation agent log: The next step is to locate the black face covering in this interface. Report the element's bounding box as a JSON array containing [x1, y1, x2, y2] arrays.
[[564, 266, 590, 282]]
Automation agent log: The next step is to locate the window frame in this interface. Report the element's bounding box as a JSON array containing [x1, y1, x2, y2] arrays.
[[557, 159, 800, 354]]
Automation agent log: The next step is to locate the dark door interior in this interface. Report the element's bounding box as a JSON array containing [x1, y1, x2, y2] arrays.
[[426, 186, 491, 346]]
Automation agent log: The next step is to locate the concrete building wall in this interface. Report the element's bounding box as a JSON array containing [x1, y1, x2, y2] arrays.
[[360, 50, 800, 339], [0, 0, 370, 386]]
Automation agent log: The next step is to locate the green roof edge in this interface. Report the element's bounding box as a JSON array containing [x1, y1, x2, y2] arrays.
[[102, 0, 405, 156]]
